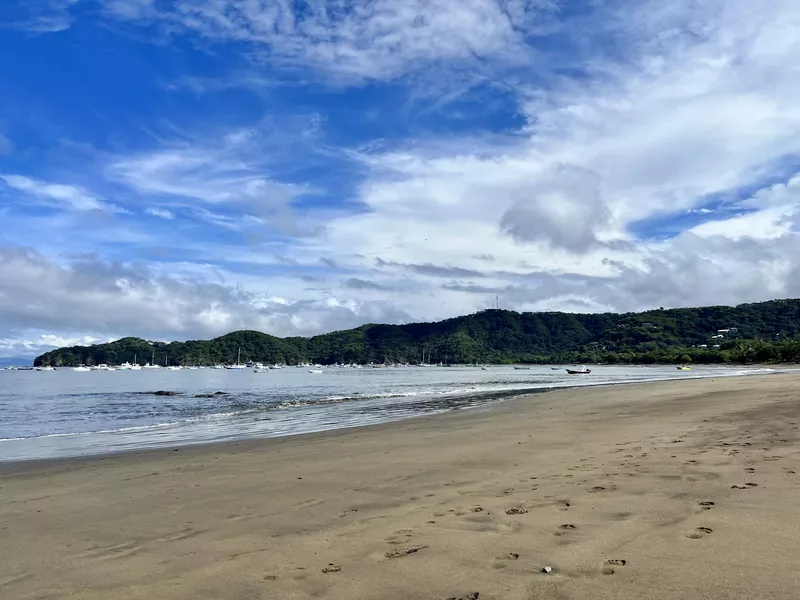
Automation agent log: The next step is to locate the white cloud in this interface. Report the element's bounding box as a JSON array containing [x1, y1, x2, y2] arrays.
[[105, 129, 304, 215], [145, 206, 175, 220], [100, 0, 554, 81], [316, 0, 800, 269], [689, 207, 794, 240], [0, 334, 113, 359], [0, 247, 411, 355], [0, 175, 127, 214], [5, 0, 800, 357], [499, 164, 609, 252]]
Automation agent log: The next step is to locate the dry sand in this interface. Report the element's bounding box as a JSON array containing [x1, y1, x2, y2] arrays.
[[2, 374, 800, 599]]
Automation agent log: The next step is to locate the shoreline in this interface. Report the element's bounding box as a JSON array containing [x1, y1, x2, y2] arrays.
[[0, 366, 787, 464], [3, 374, 800, 599]]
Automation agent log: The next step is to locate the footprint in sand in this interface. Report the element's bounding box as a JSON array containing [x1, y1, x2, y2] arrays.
[[553, 523, 577, 536], [698, 501, 715, 510], [496, 488, 515, 497], [731, 483, 758, 489], [601, 559, 627, 575], [744, 468, 756, 473], [322, 564, 342, 573], [470, 506, 484, 513], [385, 545, 428, 559], [557, 500, 571, 511], [444, 593, 480, 600], [686, 527, 713, 539], [492, 552, 520, 568], [505, 506, 528, 515]]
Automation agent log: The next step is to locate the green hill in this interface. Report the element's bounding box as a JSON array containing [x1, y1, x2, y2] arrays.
[[33, 299, 800, 367]]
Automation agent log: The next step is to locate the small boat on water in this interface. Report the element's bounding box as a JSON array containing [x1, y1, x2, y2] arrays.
[[513, 366, 530, 370], [551, 367, 563, 370], [676, 365, 691, 371], [225, 348, 247, 369], [36, 366, 56, 371], [73, 366, 91, 372], [566, 365, 591, 374], [253, 365, 269, 373], [143, 350, 160, 369], [308, 369, 323, 374]]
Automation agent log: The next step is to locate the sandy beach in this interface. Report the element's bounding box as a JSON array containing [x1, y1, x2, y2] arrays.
[[2, 374, 800, 599]]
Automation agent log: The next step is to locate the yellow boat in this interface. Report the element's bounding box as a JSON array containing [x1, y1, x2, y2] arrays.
[[677, 365, 691, 371]]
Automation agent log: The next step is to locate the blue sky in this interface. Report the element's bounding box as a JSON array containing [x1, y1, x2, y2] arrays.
[[2, 0, 800, 358]]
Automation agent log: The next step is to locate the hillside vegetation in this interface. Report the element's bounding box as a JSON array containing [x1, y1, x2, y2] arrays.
[[34, 299, 800, 367]]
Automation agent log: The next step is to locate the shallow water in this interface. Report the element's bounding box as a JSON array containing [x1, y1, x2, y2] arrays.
[[0, 364, 779, 461]]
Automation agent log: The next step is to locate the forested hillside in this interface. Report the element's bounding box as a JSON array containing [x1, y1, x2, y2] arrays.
[[34, 299, 800, 366]]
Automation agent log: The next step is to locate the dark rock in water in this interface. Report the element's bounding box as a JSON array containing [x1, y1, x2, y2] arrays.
[[194, 394, 215, 398], [152, 391, 180, 396], [214, 391, 229, 395]]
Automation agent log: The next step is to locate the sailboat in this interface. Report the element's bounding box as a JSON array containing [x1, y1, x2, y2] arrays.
[[225, 347, 246, 369], [143, 350, 161, 368], [419, 347, 431, 367], [566, 365, 591, 374], [129, 354, 142, 370]]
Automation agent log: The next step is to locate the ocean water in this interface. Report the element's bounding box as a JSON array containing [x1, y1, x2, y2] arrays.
[[0, 364, 779, 461]]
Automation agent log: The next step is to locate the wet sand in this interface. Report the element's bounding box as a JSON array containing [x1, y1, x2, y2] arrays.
[[2, 374, 800, 599]]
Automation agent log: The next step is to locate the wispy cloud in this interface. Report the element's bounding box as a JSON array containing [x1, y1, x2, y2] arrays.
[[145, 206, 174, 220], [100, 0, 555, 82], [1, 175, 127, 214], [5, 0, 78, 33], [104, 128, 309, 214]]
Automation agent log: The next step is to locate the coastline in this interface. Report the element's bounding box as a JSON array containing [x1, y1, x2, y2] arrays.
[[3, 374, 800, 599], [0, 364, 784, 463]]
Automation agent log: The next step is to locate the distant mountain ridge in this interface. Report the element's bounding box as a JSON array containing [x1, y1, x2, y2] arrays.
[[33, 299, 800, 367]]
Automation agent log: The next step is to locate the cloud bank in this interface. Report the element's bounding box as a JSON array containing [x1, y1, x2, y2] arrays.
[[2, 0, 800, 357]]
